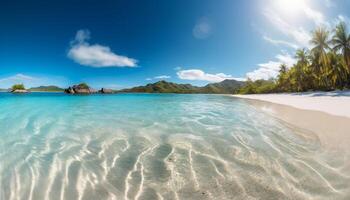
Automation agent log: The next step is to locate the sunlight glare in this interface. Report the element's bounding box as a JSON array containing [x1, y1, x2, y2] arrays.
[[274, 0, 306, 15]]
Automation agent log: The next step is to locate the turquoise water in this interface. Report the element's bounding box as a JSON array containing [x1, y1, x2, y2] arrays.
[[0, 93, 349, 200]]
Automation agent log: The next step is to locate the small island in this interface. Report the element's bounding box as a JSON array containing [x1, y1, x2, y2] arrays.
[[29, 85, 64, 92], [65, 83, 96, 94], [10, 84, 29, 93], [65, 83, 115, 94]]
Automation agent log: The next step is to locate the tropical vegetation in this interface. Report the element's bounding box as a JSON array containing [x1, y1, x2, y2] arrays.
[[11, 84, 26, 91], [77, 83, 90, 89], [120, 79, 244, 94], [30, 85, 64, 92], [237, 22, 350, 94]]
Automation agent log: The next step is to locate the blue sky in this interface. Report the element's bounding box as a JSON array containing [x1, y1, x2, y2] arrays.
[[0, 0, 349, 89]]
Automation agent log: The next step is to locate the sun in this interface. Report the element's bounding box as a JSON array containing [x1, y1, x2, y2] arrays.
[[273, 0, 306, 15]]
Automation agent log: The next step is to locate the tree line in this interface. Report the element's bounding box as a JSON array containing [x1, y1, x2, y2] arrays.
[[238, 22, 350, 94]]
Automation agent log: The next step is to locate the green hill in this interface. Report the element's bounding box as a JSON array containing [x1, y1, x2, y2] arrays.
[[30, 85, 64, 92], [119, 79, 245, 94], [200, 79, 245, 94], [120, 81, 200, 93]]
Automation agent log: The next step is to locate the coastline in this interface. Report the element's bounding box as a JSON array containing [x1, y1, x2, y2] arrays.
[[233, 91, 350, 118], [232, 93, 350, 150]]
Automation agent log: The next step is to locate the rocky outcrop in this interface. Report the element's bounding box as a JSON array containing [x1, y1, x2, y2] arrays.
[[100, 88, 114, 94], [65, 84, 96, 94], [65, 87, 75, 94], [65, 84, 114, 94]]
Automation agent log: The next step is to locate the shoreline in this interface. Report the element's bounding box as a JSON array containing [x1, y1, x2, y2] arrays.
[[233, 94, 350, 150], [233, 91, 350, 118]]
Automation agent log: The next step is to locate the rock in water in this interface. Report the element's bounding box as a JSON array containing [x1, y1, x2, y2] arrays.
[[65, 83, 95, 94], [65, 87, 75, 94], [100, 88, 114, 94], [65, 84, 114, 94]]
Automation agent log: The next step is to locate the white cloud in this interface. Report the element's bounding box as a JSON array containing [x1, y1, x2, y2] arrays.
[[262, 0, 350, 51], [74, 29, 91, 44], [263, 9, 312, 48], [0, 74, 68, 89], [173, 67, 182, 71], [0, 74, 36, 85], [177, 69, 244, 82], [246, 53, 296, 81], [337, 15, 347, 22], [193, 18, 212, 39], [261, 0, 328, 48], [146, 75, 171, 81], [335, 15, 350, 26], [154, 75, 171, 79], [68, 30, 137, 67], [275, 53, 297, 66], [268, 0, 325, 25], [246, 62, 281, 81], [263, 36, 298, 49], [304, 6, 325, 25]]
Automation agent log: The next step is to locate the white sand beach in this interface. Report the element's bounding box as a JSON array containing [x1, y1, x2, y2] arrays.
[[233, 90, 350, 118], [233, 91, 350, 150]]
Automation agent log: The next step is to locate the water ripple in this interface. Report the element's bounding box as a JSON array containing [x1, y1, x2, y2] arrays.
[[0, 94, 349, 199]]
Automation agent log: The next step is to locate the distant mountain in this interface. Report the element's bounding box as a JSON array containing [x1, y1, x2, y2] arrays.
[[30, 85, 64, 92], [119, 79, 245, 94], [200, 79, 245, 94], [0, 88, 7, 92], [120, 80, 200, 93]]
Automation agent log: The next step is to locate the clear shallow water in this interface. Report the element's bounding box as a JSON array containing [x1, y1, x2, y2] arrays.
[[0, 93, 349, 200]]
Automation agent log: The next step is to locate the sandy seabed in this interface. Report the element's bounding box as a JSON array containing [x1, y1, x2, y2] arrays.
[[1, 93, 350, 200]]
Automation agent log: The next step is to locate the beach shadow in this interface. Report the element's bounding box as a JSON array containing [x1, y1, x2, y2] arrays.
[[289, 90, 350, 97]]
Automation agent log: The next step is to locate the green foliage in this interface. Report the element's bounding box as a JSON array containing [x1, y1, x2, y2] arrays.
[[237, 22, 350, 94], [77, 83, 90, 89], [120, 80, 199, 93], [30, 85, 64, 92], [200, 79, 245, 94], [120, 80, 244, 94], [238, 79, 276, 94], [333, 22, 350, 71], [11, 84, 25, 90]]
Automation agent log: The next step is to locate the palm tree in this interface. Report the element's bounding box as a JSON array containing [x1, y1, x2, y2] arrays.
[[327, 51, 349, 89], [295, 48, 309, 66], [332, 22, 350, 73], [311, 27, 331, 67], [310, 27, 331, 89], [294, 49, 309, 91], [277, 64, 289, 91], [279, 63, 288, 74]]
